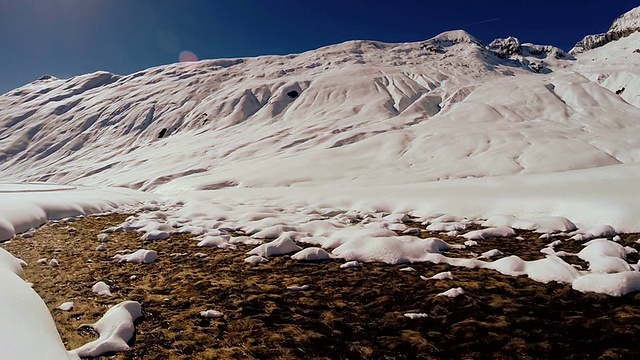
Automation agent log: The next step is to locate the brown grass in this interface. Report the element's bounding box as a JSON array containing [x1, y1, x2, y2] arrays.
[[2, 215, 640, 359]]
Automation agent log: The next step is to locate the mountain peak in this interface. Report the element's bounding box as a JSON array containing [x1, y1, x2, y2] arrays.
[[570, 6, 640, 54], [609, 6, 640, 33], [427, 30, 483, 47]]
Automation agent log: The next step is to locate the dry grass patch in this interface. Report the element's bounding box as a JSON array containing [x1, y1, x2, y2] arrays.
[[2, 214, 640, 359]]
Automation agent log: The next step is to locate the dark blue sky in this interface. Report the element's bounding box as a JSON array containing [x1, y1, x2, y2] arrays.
[[1, 0, 638, 94]]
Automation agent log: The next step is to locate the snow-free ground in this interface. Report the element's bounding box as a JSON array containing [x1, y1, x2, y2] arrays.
[[4, 213, 640, 359]]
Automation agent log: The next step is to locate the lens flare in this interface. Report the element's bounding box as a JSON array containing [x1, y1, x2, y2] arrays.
[[179, 50, 198, 62]]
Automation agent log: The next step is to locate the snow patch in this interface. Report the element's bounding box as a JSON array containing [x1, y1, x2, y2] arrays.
[[69, 301, 143, 357]]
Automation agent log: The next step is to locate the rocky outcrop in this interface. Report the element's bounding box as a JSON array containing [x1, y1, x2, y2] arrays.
[[488, 37, 522, 58], [522, 43, 572, 60], [570, 6, 640, 54], [488, 37, 572, 60]]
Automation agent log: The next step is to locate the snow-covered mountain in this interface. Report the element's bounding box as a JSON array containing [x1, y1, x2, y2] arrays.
[[1, 6, 640, 228], [571, 6, 640, 53]]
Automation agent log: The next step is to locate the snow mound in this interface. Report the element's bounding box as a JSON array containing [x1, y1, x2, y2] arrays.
[[340, 260, 359, 269], [578, 239, 627, 261], [480, 249, 503, 259], [572, 272, 640, 296], [247, 236, 302, 258], [92, 281, 112, 296], [0, 186, 144, 241], [141, 230, 170, 241], [97, 233, 109, 242], [0, 247, 26, 277], [428, 271, 453, 280], [200, 310, 223, 318], [587, 256, 632, 274], [486, 255, 527, 276], [57, 301, 74, 311], [577, 239, 631, 274], [114, 249, 158, 264], [197, 235, 234, 249], [482, 215, 576, 232], [332, 236, 451, 264], [462, 227, 515, 240], [291, 247, 332, 261], [426, 222, 467, 232], [250, 225, 297, 239], [437, 287, 465, 298], [523, 256, 580, 284], [0, 264, 74, 359], [244, 255, 268, 265], [69, 301, 143, 357]]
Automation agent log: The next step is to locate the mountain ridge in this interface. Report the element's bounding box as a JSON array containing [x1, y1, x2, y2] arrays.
[[571, 6, 640, 54], [1, 8, 639, 195]]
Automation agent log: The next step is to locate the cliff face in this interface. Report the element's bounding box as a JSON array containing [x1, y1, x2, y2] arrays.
[[571, 6, 640, 54]]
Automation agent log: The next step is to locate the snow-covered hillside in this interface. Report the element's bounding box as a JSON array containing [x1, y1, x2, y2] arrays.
[[0, 25, 636, 190], [2, 16, 640, 228]]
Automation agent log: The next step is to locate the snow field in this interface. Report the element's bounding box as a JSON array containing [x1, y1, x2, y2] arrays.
[[2, 197, 640, 359], [113, 199, 640, 297]]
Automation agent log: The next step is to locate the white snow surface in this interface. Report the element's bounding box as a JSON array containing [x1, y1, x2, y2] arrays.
[[1, 22, 640, 233], [428, 271, 454, 280], [340, 260, 360, 269], [0, 184, 145, 241], [572, 272, 640, 296], [437, 287, 465, 298], [57, 302, 74, 311], [404, 313, 429, 319], [243, 255, 268, 265], [197, 235, 235, 249], [69, 301, 143, 357], [114, 249, 158, 264], [0, 247, 75, 359], [2, 8, 640, 358], [247, 235, 302, 257], [200, 310, 224, 318], [291, 247, 332, 261], [332, 236, 451, 264], [92, 281, 112, 296], [463, 227, 516, 240]]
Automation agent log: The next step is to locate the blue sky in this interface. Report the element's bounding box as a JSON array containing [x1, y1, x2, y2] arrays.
[[0, 0, 638, 94]]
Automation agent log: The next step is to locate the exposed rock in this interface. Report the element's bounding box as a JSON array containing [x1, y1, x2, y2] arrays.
[[522, 44, 572, 60], [571, 6, 640, 54], [488, 37, 572, 61], [488, 37, 522, 58]]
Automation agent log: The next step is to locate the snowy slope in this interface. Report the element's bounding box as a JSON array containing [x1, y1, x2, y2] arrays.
[[0, 29, 614, 189], [0, 11, 639, 223]]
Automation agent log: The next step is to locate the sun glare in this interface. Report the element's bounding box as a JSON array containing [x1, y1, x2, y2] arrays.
[[179, 50, 198, 62]]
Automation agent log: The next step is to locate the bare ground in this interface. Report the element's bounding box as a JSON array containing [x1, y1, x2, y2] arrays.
[[3, 214, 640, 359]]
